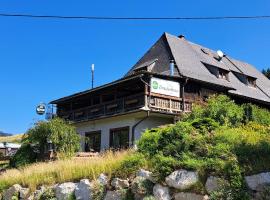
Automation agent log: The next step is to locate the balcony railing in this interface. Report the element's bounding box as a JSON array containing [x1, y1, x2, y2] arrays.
[[58, 94, 193, 122], [58, 94, 145, 122], [149, 95, 192, 114]]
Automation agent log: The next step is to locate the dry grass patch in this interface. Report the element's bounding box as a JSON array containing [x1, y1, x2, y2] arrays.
[[0, 134, 24, 143], [0, 150, 132, 192]]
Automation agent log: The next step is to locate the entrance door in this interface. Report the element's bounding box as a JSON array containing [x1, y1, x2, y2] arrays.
[[85, 131, 101, 152], [110, 126, 129, 149]]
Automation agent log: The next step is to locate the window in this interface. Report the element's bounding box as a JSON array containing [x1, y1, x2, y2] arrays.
[[247, 77, 256, 87], [110, 127, 129, 149], [203, 63, 229, 81], [85, 131, 101, 152], [233, 72, 256, 87], [218, 69, 229, 80]]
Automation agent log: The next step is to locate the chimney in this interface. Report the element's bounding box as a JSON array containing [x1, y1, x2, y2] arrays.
[[178, 34, 185, 39], [170, 60, 175, 76]]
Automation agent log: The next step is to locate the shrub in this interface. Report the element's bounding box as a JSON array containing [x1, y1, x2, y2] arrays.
[[39, 188, 56, 200], [150, 154, 177, 180], [114, 152, 146, 178], [10, 118, 80, 167], [246, 104, 270, 126], [92, 181, 105, 200], [26, 118, 80, 159], [9, 144, 38, 168]]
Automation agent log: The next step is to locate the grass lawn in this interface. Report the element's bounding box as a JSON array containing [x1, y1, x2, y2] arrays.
[[0, 150, 132, 192]]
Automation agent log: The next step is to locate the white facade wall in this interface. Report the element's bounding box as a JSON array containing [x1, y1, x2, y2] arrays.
[[75, 111, 173, 151]]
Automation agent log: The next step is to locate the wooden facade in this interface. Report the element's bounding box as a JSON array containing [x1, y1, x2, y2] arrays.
[[55, 74, 204, 123]]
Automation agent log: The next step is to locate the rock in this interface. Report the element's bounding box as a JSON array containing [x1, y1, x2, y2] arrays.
[[253, 185, 270, 200], [205, 176, 225, 194], [111, 178, 129, 189], [174, 192, 208, 200], [75, 179, 92, 200], [245, 172, 270, 191], [32, 186, 46, 199], [55, 182, 76, 200], [97, 173, 108, 186], [137, 169, 155, 183], [2, 184, 22, 200], [153, 184, 171, 200], [104, 190, 125, 200], [20, 187, 30, 199], [131, 176, 154, 199], [165, 169, 199, 190]]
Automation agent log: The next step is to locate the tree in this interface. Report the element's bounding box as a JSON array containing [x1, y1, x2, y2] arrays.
[[10, 118, 80, 167], [262, 68, 270, 79]]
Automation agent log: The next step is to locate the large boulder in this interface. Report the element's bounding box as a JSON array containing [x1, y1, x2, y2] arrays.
[[104, 190, 125, 200], [111, 178, 129, 190], [153, 184, 171, 200], [245, 172, 270, 191], [174, 192, 208, 200], [165, 169, 199, 190], [75, 179, 92, 200], [137, 169, 155, 183], [205, 176, 225, 194], [2, 184, 22, 200], [97, 173, 108, 186], [55, 182, 76, 200]]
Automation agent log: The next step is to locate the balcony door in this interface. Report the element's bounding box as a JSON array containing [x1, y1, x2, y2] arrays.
[[110, 127, 129, 149], [85, 131, 101, 152]]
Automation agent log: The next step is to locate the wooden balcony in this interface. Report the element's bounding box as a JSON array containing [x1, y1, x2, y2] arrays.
[[58, 94, 192, 122], [58, 94, 145, 122], [149, 94, 192, 114]]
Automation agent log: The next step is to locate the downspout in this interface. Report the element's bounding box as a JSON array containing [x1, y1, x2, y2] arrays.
[[182, 78, 188, 111], [131, 110, 150, 146]]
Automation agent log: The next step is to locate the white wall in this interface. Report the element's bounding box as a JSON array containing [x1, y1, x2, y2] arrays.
[[75, 111, 174, 151]]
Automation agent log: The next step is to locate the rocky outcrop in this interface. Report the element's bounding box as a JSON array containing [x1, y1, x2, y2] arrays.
[[131, 176, 154, 199], [153, 184, 171, 200], [104, 190, 125, 200], [55, 182, 76, 200], [2, 184, 22, 200], [174, 192, 208, 200], [111, 178, 129, 190], [165, 169, 199, 190], [245, 172, 270, 191], [205, 176, 225, 194], [137, 169, 155, 183], [98, 173, 108, 186], [75, 179, 92, 200], [20, 187, 30, 199]]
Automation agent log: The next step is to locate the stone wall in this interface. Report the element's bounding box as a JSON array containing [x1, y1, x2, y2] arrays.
[[1, 169, 270, 200]]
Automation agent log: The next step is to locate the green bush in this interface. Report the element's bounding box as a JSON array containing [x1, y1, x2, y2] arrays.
[[137, 95, 270, 198], [114, 152, 146, 178], [9, 144, 38, 168], [11, 118, 80, 167]]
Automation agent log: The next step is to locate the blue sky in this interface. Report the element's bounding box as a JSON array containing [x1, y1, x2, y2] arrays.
[[0, 0, 270, 134]]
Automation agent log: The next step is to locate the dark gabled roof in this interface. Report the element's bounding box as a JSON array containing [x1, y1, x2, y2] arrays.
[[52, 32, 270, 106], [127, 32, 270, 104]]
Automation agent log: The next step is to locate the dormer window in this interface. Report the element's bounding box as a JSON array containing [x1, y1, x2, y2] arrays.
[[218, 69, 229, 80], [203, 63, 229, 81], [247, 77, 256, 87], [233, 72, 256, 87]]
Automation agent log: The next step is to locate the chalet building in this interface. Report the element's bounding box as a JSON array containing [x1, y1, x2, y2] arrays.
[[51, 33, 270, 152]]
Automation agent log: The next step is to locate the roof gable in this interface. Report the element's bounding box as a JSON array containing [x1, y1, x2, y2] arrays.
[[126, 32, 270, 104]]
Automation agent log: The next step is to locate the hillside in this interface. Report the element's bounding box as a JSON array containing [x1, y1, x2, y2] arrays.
[[0, 134, 24, 143], [0, 95, 270, 200]]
